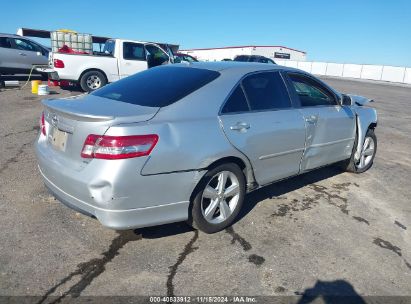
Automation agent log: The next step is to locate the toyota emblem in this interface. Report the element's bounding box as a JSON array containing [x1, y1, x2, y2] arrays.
[[51, 114, 58, 127]]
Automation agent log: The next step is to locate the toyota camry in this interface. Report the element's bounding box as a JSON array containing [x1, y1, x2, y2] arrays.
[[35, 62, 377, 233]]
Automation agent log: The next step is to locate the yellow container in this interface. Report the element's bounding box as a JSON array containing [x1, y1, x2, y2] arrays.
[[31, 80, 42, 94]]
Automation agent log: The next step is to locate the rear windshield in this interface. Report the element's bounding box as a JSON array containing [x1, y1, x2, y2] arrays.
[[92, 66, 220, 107]]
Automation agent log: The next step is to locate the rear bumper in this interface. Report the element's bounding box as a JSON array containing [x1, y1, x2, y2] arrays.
[[48, 70, 77, 83], [35, 136, 204, 230], [40, 167, 190, 230]]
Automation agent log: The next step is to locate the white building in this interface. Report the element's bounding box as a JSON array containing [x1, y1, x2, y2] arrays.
[[180, 45, 306, 62]]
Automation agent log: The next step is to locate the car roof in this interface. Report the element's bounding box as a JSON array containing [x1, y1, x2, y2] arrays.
[[0, 33, 22, 38], [0, 33, 50, 49], [173, 61, 298, 74], [0, 33, 40, 42]]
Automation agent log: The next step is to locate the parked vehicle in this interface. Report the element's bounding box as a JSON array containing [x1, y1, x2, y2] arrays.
[[234, 55, 276, 64], [47, 39, 174, 92], [0, 33, 49, 75], [35, 62, 377, 233], [174, 53, 198, 63]]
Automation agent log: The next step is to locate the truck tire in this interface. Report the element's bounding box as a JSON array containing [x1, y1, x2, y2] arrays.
[[80, 70, 107, 92]]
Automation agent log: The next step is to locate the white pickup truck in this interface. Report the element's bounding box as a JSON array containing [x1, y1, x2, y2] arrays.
[[47, 39, 173, 92]]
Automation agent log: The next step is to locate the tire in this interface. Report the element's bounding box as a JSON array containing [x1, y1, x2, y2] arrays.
[[79, 70, 107, 92], [188, 163, 246, 233], [342, 128, 377, 173]]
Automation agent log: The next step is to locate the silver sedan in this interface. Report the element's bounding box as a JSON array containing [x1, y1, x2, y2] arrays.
[[35, 62, 377, 233], [0, 33, 49, 75]]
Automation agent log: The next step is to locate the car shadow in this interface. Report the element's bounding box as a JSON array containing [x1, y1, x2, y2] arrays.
[[139, 165, 343, 239], [137, 221, 195, 239], [296, 279, 366, 304], [236, 164, 343, 223], [59, 84, 83, 92]]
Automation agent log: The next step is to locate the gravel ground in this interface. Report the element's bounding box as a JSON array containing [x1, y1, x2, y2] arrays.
[[0, 78, 410, 303]]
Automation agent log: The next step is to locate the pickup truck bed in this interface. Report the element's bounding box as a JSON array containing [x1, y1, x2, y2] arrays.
[[47, 38, 173, 92]]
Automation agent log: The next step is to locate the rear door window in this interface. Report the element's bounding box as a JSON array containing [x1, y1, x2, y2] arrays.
[[0, 37, 12, 48], [123, 42, 145, 60], [242, 72, 292, 110], [92, 66, 220, 107], [221, 86, 250, 114]]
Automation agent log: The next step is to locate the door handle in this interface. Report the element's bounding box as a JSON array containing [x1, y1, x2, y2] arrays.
[[230, 122, 250, 132], [305, 115, 318, 124], [19, 53, 27, 56]]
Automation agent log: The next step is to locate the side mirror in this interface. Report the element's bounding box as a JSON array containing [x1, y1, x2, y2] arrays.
[[341, 94, 352, 106]]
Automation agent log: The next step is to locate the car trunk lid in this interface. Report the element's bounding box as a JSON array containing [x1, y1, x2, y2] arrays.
[[42, 94, 159, 168]]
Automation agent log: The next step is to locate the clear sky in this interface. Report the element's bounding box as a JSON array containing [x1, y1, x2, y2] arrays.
[[1, 0, 410, 66]]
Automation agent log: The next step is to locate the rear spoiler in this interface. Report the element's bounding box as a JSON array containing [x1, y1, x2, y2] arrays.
[[347, 94, 374, 106]]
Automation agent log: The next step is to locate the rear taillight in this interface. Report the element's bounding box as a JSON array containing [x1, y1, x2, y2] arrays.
[[39, 112, 46, 136], [81, 134, 159, 159], [54, 59, 65, 68]]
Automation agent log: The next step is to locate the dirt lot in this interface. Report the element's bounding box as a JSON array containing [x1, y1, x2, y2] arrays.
[[0, 78, 410, 302]]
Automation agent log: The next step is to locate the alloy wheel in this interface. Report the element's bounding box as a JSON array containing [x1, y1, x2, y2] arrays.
[[201, 171, 240, 224], [356, 136, 375, 169]]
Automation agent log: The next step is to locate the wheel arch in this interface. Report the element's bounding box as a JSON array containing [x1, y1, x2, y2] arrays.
[[206, 156, 246, 171], [368, 122, 377, 130], [190, 156, 256, 205]]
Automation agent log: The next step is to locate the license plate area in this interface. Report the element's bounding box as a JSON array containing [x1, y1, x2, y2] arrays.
[[48, 127, 68, 152]]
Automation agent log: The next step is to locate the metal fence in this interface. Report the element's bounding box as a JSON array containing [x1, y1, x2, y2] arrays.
[[276, 60, 411, 84]]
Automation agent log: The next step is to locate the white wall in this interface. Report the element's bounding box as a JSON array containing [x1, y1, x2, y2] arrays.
[[276, 60, 410, 84], [342, 64, 362, 78], [297, 61, 312, 73], [404, 68, 411, 84], [361, 65, 383, 81], [325, 63, 344, 77], [311, 62, 327, 75], [381, 66, 406, 83]]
